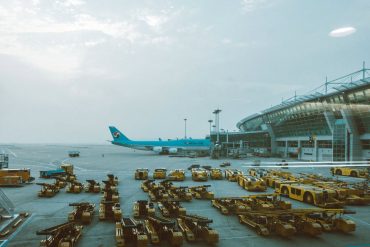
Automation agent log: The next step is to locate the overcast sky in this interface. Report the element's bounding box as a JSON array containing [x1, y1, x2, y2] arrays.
[[0, 0, 369, 143]]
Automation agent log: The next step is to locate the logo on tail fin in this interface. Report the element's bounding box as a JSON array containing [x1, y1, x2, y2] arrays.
[[113, 131, 120, 138]]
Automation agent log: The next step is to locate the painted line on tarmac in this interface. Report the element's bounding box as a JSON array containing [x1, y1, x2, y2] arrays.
[[7, 213, 35, 242], [220, 235, 258, 240], [347, 216, 370, 227], [187, 208, 215, 212], [6, 148, 17, 157], [11, 158, 57, 168]]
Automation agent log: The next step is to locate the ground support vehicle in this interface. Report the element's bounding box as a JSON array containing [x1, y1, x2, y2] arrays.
[[241, 194, 292, 211], [237, 175, 267, 192], [268, 170, 295, 180], [66, 181, 83, 193], [37, 183, 60, 197], [331, 167, 369, 178], [68, 202, 95, 225], [60, 164, 74, 175], [148, 187, 169, 202], [107, 174, 119, 186], [84, 180, 101, 193], [177, 214, 218, 244], [153, 168, 167, 179], [135, 169, 149, 180], [99, 201, 122, 221], [248, 168, 267, 178], [211, 194, 290, 215], [262, 175, 298, 189], [141, 180, 156, 192], [68, 151, 80, 157], [39, 169, 66, 179], [54, 176, 67, 189], [276, 183, 345, 208], [159, 180, 174, 190], [36, 222, 82, 247], [168, 187, 192, 202], [191, 168, 208, 181], [187, 164, 200, 170], [238, 211, 296, 237], [220, 162, 231, 168], [295, 209, 356, 233], [238, 208, 356, 237], [102, 180, 119, 203], [115, 218, 148, 247], [157, 202, 170, 217], [0, 169, 35, 186], [224, 169, 243, 182], [189, 185, 214, 200], [313, 181, 370, 205], [133, 200, 155, 218], [209, 168, 223, 180], [159, 200, 186, 217], [167, 169, 185, 181], [144, 216, 183, 246]]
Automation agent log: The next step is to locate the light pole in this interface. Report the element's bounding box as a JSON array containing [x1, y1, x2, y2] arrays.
[[184, 118, 187, 139], [213, 109, 221, 144], [208, 120, 213, 137]]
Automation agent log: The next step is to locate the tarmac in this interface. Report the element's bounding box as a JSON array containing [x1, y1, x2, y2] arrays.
[[0, 144, 369, 247]]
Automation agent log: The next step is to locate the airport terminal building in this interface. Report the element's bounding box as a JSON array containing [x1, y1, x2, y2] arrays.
[[236, 67, 370, 161]]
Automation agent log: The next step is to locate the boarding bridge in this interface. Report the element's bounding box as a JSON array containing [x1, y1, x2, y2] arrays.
[[0, 189, 14, 217]]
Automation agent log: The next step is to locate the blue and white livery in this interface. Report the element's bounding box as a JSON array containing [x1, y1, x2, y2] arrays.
[[109, 126, 210, 154]]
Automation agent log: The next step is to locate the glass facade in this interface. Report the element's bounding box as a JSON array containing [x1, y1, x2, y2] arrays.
[[237, 77, 370, 161]]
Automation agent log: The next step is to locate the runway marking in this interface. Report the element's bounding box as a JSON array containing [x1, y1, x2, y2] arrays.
[[6, 148, 17, 157], [220, 235, 257, 240], [11, 158, 57, 168], [7, 213, 35, 242], [347, 216, 370, 227]]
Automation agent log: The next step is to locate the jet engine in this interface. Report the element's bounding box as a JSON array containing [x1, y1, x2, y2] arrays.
[[168, 148, 178, 154], [153, 146, 163, 153]]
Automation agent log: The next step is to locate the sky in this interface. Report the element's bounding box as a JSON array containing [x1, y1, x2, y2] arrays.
[[0, 0, 369, 143]]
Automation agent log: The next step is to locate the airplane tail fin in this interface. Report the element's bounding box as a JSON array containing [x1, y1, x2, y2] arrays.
[[109, 126, 130, 142]]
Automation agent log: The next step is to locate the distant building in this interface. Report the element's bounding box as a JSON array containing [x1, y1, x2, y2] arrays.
[[236, 67, 370, 161]]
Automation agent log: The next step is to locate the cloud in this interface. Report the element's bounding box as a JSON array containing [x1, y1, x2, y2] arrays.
[[329, 27, 356, 38], [57, 0, 85, 7], [241, 0, 269, 13]]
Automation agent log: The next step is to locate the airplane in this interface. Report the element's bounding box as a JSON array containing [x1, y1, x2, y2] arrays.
[[108, 126, 211, 154]]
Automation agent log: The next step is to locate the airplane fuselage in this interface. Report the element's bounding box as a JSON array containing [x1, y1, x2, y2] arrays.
[[111, 139, 210, 151]]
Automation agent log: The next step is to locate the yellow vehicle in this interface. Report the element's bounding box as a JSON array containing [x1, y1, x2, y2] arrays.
[[116, 218, 148, 247], [225, 169, 243, 182], [263, 175, 299, 188], [177, 214, 219, 244], [37, 183, 60, 197], [189, 185, 214, 199], [331, 167, 368, 178], [60, 164, 74, 174], [153, 168, 167, 179], [135, 168, 149, 180], [276, 183, 344, 208], [68, 202, 95, 225], [66, 181, 84, 193], [37, 222, 83, 247], [191, 168, 208, 181], [0, 169, 34, 186], [85, 180, 101, 193], [248, 168, 267, 178], [99, 202, 122, 221], [107, 174, 119, 185], [209, 168, 223, 180], [168, 169, 186, 181], [237, 175, 267, 192]]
